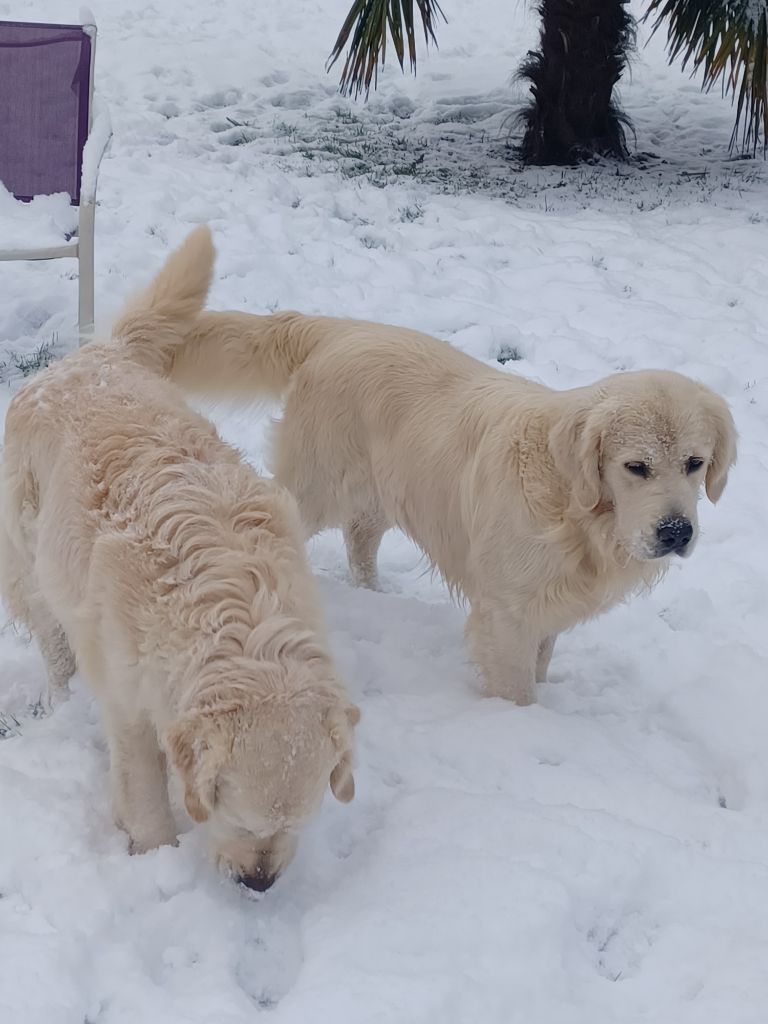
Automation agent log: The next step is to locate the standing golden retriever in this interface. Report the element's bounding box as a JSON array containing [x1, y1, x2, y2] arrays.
[[0, 228, 358, 891], [163, 265, 737, 705]]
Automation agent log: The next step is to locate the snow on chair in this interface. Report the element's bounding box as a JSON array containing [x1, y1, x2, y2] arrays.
[[0, 10, 111, 344]]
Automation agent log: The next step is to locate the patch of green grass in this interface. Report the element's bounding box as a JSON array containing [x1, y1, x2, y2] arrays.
[[0, 711, 21, 740], [11, 339, 57, 377], [0, 336, 58, 384]]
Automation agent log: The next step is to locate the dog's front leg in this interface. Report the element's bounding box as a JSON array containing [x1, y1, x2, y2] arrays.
[[466, 601, 538, 705], [104, 707, 178, 854]]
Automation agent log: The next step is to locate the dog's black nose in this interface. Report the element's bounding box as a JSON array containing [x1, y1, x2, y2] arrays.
[[656, 516, 693, 555], [239, 868, 277, 893]]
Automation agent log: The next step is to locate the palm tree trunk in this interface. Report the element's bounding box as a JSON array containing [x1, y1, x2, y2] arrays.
[[517, 0, 635, 165]]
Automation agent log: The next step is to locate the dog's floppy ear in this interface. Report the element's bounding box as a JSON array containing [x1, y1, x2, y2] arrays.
[[326, 703, 360, 804], [166, 711, 225, 823], [704, 393, 737, 503], [548, 403, 603, 511]]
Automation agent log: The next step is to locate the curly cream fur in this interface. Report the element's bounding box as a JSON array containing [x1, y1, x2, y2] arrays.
[[0, 227, 358, 884]]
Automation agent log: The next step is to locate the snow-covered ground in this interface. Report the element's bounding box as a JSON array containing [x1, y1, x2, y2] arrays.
[[2, 1, 768, 1021]]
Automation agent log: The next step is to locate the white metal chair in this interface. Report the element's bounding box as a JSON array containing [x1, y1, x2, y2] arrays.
[[0, 10, 111, 343]]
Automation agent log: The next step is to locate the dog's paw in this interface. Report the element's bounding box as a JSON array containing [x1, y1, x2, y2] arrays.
[[36, 685, 70, 717], [127, 833, 179, 856], [484, 684, 537, 706]]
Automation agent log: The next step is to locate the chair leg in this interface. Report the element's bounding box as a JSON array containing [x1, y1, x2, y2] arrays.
[[78, 202, 95, 345]]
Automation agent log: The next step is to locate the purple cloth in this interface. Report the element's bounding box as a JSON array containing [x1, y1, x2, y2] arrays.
[[0, 21, 91, 205]]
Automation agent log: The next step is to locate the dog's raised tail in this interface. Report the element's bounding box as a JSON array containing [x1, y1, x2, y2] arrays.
[[112, 225, 215, 376]]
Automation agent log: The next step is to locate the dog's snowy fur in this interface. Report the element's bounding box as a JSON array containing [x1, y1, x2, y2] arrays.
[[163, 250, 737, 704], [0, 228, 358, 888]]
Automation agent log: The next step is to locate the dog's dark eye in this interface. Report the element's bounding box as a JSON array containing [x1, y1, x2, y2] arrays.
[[625, 462, 650, 479], [686, 457, 704, 475]]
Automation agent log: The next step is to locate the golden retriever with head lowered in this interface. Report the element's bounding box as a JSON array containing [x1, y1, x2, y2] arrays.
[[164, 258, 737, 706], [0, 228, 358, 890]]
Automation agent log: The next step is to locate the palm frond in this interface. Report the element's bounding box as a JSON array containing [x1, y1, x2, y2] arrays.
[[328, 0, 446, 99], [645, 0, 768, 152]]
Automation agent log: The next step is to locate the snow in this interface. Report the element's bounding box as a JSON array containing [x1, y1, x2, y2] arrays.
[[0, 182, 78, 250], [1, 0, 768, 1021], [80, 99, 113, 204]]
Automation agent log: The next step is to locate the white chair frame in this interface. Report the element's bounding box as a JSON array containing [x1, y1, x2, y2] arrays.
[[0, 10, 111, 344]]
